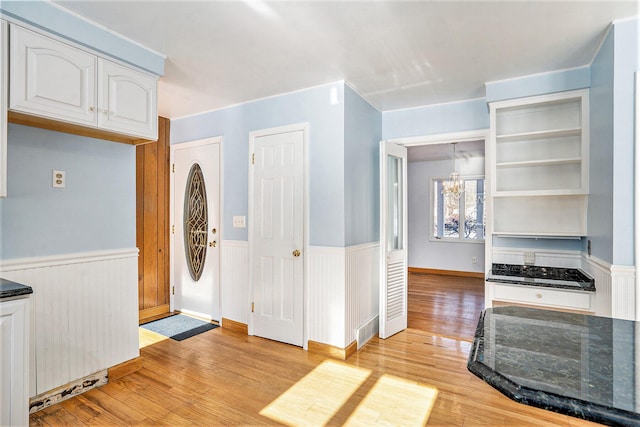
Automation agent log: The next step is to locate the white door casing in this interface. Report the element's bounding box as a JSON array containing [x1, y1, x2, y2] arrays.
[[171, 138, 221, 321], [250, 126, 305, 347], [379, 141, 408, 339]]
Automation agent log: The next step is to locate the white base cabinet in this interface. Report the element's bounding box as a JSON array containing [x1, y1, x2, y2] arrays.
[[9, 24, 157, 141], [0, 296, 31, 427]]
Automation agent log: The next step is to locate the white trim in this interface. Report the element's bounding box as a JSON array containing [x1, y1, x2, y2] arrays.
[[485, 65, 591, 88], [45, 3, 167, 59], [610, 265, 636, 320], [635, 71, 640, 321], [169, 136, 223, 315], [248, 122, 309, 349], [172, 81, 345, 121], [344, 80, 382, 113], [386, 129, 489, 147], [345, 241, 380, 254], [0, 248, 138, 271], [583, 253, 612, 272], [382, 96, 487, 115]]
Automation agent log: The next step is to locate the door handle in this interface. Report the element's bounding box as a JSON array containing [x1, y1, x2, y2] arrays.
[[209, 241, 217, 247], [292, 249, 301, 257]]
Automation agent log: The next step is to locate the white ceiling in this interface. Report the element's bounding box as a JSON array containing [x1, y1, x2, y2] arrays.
[[408, 140, 485, 162], [53, 1, 638, 119]]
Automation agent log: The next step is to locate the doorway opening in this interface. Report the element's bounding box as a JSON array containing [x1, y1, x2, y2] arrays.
[[381, 130, 489, 340]]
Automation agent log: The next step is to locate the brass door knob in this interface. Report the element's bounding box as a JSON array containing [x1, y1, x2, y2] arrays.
[[292, 249, 301, 257], [209, 241, 217, 247]]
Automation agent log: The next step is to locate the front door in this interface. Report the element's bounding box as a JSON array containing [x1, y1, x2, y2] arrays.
[[251, 127, 304, 347], [172, 138, 221, 321], [379, 141, 408, 339]]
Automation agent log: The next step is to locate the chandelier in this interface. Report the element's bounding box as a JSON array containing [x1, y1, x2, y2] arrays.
[[442, 142, 464, 202]]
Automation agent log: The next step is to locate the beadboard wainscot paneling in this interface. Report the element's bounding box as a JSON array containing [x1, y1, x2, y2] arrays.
[[0, 249, 139, 397], [610, 265, 636, 320], [307, 245, 346, 349], [346, 242, 380, 349], [582, 254, 612, 317], [221, 240, 249, 326], [493, 248, 582, 268]]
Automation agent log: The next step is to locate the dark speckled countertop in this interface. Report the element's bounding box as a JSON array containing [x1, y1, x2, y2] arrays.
[[468, 306, 639, 426], [0, 278, 33, 299]]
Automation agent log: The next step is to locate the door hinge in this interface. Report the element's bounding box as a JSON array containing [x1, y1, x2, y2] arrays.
[[251, 153, 255, 165], [251, 302, 254, 313], [172, 163, 175, 173], [172, 286, 175, 295], [171, 224, 175, 234]]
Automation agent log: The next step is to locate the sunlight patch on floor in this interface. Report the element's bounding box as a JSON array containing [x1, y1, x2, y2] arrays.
[[139, 327, 168, 348], [260, 360, 371, 426], [344, 374, 438, 426]]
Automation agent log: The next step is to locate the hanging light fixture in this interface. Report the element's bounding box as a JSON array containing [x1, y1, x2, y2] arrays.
[[442, 142, 464, 201]]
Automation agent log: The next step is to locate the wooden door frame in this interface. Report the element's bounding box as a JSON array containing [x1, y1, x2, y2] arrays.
[[248, 123, 309, 349], [169, 136, 224, 315]]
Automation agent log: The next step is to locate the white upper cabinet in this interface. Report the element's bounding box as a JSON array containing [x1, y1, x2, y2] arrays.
[[490, 89, 590, 236], [10, 25, 97, 126], [9, 24, 157, 141], [98, 59, 157, 138]]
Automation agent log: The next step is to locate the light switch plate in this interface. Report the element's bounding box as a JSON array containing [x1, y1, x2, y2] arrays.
[[233, 216, 246, 228], [52, 170, 65, 188]]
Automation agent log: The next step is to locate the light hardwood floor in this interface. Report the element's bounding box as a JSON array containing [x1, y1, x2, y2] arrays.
[[30, 273, 602, 426]]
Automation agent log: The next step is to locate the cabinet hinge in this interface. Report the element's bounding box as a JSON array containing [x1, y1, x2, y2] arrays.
[[251, 302, 255, 313], [171, 224, 175, 234], [172, 286, 175, 295], [172, 163, 175, 173], [251, 153, 255, 165]]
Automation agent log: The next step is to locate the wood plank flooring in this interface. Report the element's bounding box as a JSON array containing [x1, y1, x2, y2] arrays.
[[31, 273, 602, 426]]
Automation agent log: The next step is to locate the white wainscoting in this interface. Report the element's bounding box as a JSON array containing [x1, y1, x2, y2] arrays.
[[346, 243, 380, 349], [610, 265, 636, 320], [0, 249, 139, 397], [307, 242, 380, 349], [582, 255, 612, 317], [220, 240, 249, 326]]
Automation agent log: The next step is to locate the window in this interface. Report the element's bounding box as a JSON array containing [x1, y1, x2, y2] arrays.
[[433, 177, 485, 241]]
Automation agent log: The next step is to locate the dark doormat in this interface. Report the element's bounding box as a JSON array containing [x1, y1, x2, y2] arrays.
[[140, 314, 218, 341]]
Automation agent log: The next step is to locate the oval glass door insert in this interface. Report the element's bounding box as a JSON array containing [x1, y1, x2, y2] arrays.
[[184, 163, 208, 281]]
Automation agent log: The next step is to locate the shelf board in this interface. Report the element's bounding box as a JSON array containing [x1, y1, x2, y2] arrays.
[[493, 189, 587, 197], [496, 157, 581, 168], [496, 127, 581, 143]]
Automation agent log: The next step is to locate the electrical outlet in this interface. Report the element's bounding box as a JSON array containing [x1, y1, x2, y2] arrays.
[[471, 256, 477, 264], [52, 170, 65, 188], [524, 252, 536, 265]]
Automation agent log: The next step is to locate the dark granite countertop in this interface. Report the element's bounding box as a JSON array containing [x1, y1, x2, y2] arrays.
[[468, 306, 639, 426], [487, 264, 596, 292], [0, 278, 33, 299]]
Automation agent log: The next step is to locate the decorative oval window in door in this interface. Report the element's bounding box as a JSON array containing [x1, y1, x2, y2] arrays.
[[184, 163, 208, 281]]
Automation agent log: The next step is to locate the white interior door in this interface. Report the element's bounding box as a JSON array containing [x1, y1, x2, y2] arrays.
[[172, 139, 221, 321], [380, 141, 408, 339], [251, 129, 304, 347]]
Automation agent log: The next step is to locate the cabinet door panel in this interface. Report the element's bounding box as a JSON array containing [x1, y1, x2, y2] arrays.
[[98, 59, 157, 139], [10, 25, 96, 126]]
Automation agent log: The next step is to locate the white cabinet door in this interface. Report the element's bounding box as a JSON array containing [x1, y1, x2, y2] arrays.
[[0, 297, 30, 427], [98, 59, 157, 139], [10, 25, 97, 126], [1, 20, 8, 198]]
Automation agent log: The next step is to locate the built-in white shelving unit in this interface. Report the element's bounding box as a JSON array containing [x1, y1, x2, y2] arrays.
[[490, 89, 589, 237]]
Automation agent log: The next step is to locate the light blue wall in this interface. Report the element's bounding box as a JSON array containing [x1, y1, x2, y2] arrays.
[[382, 98, 488, 140], [0, 0, 164, 75], [588, 27, 615, 264], [0, 124, 136, 260], [171, 82, 346, 246], [485, 66, 591, 103], [344, 85, 381, 246], [611, 18, 639, 266], [494, 237, 584, 252]]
